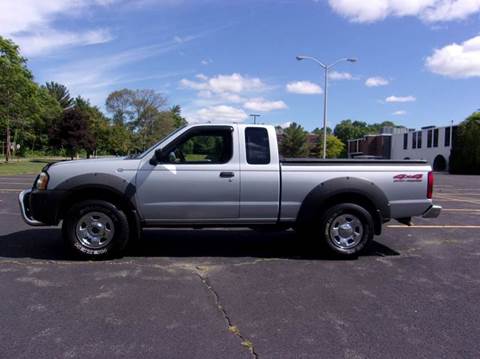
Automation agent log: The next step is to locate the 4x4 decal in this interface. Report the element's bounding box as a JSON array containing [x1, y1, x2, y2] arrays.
[[393, 174, 423, 182]]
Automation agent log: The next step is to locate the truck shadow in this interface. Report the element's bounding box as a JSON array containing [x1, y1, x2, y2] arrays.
[[0, 228, 400, 261]]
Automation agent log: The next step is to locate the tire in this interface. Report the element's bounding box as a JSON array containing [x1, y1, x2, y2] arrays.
[[62, 200, 130, 259], [318, 203, 374, 258]]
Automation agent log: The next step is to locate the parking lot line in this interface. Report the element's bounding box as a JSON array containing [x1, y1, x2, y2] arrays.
[[387, 225, 480, 229], [0, 189, 22, 192], [439, 193, 480, 197], [436, 186, 480, 191], [0, 182, 32, 185], [442, 208, 480, 212], [434, 194, 480, 205]]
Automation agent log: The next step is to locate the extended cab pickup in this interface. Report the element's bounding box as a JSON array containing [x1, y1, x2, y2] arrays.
[[19, 123, 441, 259]]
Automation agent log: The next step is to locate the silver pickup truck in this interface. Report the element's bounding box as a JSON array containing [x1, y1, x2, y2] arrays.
[[19, 123, 441, 259]]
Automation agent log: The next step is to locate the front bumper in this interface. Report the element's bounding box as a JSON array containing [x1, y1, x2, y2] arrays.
[[18, 189, 64, 226], [422, 204, 442, 218], [19, 190, 45, 226]]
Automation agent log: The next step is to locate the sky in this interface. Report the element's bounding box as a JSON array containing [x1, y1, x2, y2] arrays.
[[1, 0, 480, 131]]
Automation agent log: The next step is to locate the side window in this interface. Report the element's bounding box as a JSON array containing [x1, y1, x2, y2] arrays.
[[445, 127, 451, 147], [433, 129, 439, 147], [245, 127, 270, 165], [165, 128, 233, 164], [427, 130, 433, 148]]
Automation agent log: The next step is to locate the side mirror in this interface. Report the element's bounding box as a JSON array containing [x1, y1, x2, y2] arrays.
[[149, 148, 164, 166]]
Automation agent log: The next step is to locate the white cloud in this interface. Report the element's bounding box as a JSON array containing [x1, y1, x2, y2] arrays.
[[201, 58, 212, 65], [180, 73, 266, 94], [195, 73, 208, 81], [286, 81, 323, 95], [180, 73, 270, 109], [425, 35, 480, 78], [328, 0, 480, 23], [385, 95, 416, 103], [392, 110, 407, 116], [180, 73, 285, 120], [243, 98, 288, 112], [13, 28, 113, 57], [44, 38, 193, 105], [0, 0, 117, 56], [329, 70, 353, 80], [190, 105, 248, 123], [197, 90, 245, 103], [365, 76, 389, 87]]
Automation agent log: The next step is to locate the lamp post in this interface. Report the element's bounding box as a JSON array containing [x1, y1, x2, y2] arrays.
[[296, 56, 357, 159], [250, 114, 260, 124]]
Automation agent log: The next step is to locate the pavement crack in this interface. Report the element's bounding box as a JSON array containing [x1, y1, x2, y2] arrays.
[[194, 266, 258, 359]]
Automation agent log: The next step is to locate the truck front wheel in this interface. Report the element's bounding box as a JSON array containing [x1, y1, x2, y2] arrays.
[[319, 203, 374, 258], [62, 200, 130, 259]]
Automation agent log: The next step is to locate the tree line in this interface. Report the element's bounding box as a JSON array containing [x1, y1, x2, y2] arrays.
[[0, 36, 186, 161], [277, 119, 401, 158]]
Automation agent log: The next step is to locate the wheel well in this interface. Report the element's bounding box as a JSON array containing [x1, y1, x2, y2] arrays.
[[321, 192, 383, 235], [58, 187, 141, 239], [60, 187, 134, 217]]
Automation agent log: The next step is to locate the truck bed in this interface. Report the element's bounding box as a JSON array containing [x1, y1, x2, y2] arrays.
[[279, 158, 432, 222]]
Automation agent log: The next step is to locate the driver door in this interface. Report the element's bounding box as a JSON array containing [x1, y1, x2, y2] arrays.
[[135, 125, 240, 223]]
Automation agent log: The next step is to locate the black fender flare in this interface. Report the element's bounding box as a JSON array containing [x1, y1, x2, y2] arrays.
[[56, 173, 138, 217], [296, 177, 390, 234], [55, 173, 142, 239]]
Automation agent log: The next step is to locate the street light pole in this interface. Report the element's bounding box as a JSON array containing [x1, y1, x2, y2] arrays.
[[296, 56, 357, 159], [323, 65, 328, 160], [250, 114, 260, 124]]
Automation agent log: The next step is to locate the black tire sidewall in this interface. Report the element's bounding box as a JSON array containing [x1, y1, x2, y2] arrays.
[[320, 203, 374, 256], [63, 200, 129, 259]]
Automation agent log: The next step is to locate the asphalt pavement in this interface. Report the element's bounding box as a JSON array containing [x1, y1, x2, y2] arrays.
[[0, 173, 479, 358]]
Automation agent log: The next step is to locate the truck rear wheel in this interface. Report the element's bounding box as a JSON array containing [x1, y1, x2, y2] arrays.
[[319, 203, 374, 258], [62, 200, 130, 259]]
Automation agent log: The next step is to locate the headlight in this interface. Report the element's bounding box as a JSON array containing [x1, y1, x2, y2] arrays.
[[35, 172, 49, 190]]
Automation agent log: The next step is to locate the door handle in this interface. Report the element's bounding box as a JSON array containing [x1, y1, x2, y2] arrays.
[[219, 171, 235, 178]]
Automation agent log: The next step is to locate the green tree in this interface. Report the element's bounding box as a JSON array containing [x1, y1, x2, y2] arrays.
[[74, 96, 111, 157], [44, 81, 73, 110], [50, 106, 95, 159], [368, 121, 396, 134], [105, 88, 186, 152], [170, 105, 187, 128], [449, 112, 480, 174], [333, 119, 370, 145], [279, 122, 308, 157], [106, 123, 132, 155], [28, 86, 62, 153], [0, 36, 38, 161], [309, 134, 345, 158], [312, 127, 332, 136], [106, 88, 135, 125]]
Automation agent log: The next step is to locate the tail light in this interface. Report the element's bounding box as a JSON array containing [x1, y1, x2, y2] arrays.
[[427, 171, 434, 199]]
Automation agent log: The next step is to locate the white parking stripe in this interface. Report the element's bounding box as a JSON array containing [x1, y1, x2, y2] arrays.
[[388, 225, 480, 229], [434, 195, 480, 205]]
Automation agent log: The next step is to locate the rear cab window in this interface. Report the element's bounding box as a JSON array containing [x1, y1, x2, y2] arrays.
[[245, 127, 270, 165]]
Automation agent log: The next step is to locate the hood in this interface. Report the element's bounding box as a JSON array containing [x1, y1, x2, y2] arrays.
[[47, 157, 127, 169]]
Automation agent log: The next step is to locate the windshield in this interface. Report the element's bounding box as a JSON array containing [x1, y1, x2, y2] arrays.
[[128, 125, 187, 159]]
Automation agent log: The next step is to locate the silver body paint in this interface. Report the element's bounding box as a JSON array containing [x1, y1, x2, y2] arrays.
[[32, 123, 437, 226]]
